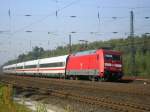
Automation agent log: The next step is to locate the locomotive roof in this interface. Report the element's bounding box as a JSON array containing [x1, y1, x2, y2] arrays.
[[73, 50, 96, 56], [72, 49, 121, 56]]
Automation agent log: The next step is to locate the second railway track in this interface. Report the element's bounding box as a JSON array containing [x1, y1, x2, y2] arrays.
[[0, 74, 150, 112]]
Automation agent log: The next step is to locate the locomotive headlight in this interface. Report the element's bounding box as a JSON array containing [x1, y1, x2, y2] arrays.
[[104, 63, 112, 67], [114, 64, 122, 67]]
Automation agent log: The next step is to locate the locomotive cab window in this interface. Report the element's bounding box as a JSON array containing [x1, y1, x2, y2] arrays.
[[105, 54, 121, 61], [113, 55, 121, 61], [104, 54, 113, 60]]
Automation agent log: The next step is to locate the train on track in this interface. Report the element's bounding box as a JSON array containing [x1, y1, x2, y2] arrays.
[[3, 49, 123, 81]]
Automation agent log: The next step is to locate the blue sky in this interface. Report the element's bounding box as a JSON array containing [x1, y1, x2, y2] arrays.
[[0, 0, 150, 65]]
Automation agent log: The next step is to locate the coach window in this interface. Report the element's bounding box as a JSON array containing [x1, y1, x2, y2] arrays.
[[12, 67, 15, 70], [25, 65, 36, 68], [16, 66, 23, 69], [40, 62, 64, 67]]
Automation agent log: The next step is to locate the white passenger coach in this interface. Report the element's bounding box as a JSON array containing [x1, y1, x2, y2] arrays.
[[3, 55, 69, 77]]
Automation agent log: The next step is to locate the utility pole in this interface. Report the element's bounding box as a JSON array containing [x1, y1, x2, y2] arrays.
[[79, 40, 88, 50], [69, 34, 72, 54], [30, 40, 32, 50], [130, 11, 136, 76]]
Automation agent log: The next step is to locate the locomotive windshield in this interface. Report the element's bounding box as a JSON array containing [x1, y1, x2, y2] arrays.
[[104, 54, 121, 61], [113, 55, 121, 61]]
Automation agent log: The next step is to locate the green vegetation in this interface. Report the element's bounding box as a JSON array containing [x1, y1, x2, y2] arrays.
[[0, 83, 31, 112], [36, 103, 47, 112], [64, 105, 74, 112], [3, 35, 150, 77]]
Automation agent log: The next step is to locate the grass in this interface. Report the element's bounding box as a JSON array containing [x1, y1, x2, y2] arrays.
[[36, 102, 47, 112], [64, 105, 75, 112], [0, 83, 31, 112]]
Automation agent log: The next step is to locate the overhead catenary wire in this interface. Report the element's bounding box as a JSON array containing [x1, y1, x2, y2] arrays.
[[98, 6, 150, 9], [7, 1, 149, 35], [3, 2, 150, 37], [11, 0, 81, 35], [1, 1, 150, 50]]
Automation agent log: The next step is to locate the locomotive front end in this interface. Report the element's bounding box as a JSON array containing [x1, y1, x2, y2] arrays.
[[103, 50, 123, 80]]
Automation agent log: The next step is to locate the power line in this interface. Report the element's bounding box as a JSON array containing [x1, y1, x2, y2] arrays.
[[101, 6, 150, 9], [11, 0, 81, 35], [6, 1, 150, 35]]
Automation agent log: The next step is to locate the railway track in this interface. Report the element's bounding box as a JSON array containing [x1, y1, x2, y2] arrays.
[[46, 89, 150, 112], [40, 77, 150, 96], [1, 74, 149, 97], [1, 75, 150, 112], [2, 81, 150, 112]]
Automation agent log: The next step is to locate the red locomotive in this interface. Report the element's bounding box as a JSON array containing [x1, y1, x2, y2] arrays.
[[66, 49, 123, 81]]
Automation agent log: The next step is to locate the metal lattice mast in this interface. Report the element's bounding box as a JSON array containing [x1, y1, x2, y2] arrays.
[[69, 34, 72, 54], [130, 11, 136, 76]]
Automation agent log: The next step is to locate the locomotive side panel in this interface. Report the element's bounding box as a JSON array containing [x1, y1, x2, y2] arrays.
[[66, 52, 100, 77]]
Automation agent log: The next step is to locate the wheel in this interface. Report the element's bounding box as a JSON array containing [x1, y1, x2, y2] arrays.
[[69, 76, 73, 80], [104, 75, 110, 81], [95, 77, 101, 81], [89, 76, 95, 81], [74, 76, 78, 80]]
